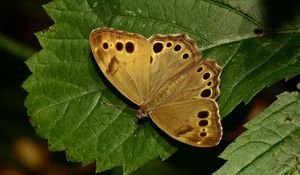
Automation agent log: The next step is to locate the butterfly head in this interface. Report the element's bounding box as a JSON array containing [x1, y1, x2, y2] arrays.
[[136, 109, 149, 119]]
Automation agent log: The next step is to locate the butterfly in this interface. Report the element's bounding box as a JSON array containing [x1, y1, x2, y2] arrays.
[[90, 28, 222, 147]]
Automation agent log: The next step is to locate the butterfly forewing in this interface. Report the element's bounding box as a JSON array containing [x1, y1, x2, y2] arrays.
[[145, 34, 201, 101], [90, 28, 152, 105]]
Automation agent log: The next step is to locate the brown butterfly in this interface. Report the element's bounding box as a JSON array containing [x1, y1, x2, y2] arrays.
[[90, 28, 222, 147]]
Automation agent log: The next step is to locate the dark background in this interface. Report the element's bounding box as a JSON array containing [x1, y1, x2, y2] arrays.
[[0, 0, 299, 175]]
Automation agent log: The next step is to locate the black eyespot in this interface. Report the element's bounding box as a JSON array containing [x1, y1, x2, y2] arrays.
[[200, 132, 207, 137], [153, 42, 164, 53], [182, 53, 189, 59], [102, 42, 109, 49], [203, 72, 211, 80], [201, 89, 211, 97], [197, 111, 209, 118], [199, 120, 208, 126], [197, 67, 203, 72], [166, 42, 172, 47], [116, 42, 123, 51], [174, 44, 181, 51], [125, 42, 134, 53], [207, 81, 212, 86]]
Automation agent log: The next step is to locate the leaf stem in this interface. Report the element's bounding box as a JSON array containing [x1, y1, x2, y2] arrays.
[[0, 32, 36, 60]]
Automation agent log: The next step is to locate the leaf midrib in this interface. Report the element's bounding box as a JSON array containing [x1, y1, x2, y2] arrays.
[[33, 88, 102, 116]]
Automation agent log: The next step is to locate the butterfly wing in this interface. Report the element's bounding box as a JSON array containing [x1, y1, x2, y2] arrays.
[[145, 34, 201, 101], [149, 98, 222, 147], [90, 28, 151, 105], [144, 34, 222, 147]]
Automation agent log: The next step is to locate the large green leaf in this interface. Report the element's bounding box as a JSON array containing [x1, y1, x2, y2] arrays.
[[214, 83, 300, 175], [23, 0, 300, 174]]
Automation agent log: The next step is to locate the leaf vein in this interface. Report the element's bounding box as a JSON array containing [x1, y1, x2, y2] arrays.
[[114, 13, 209, 42], [199, 0, 264, 28], [34, 89, 101, 115]]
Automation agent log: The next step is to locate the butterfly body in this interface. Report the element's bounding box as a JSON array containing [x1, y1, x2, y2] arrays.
[[90, 28, 222, 147]]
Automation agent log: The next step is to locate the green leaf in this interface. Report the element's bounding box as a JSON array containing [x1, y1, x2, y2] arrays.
[[214, 82, 300, 175], [23, 0, 300, 174]]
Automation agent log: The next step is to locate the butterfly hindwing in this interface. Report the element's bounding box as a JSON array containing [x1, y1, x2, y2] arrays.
[[149, 98, 222, 147]]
